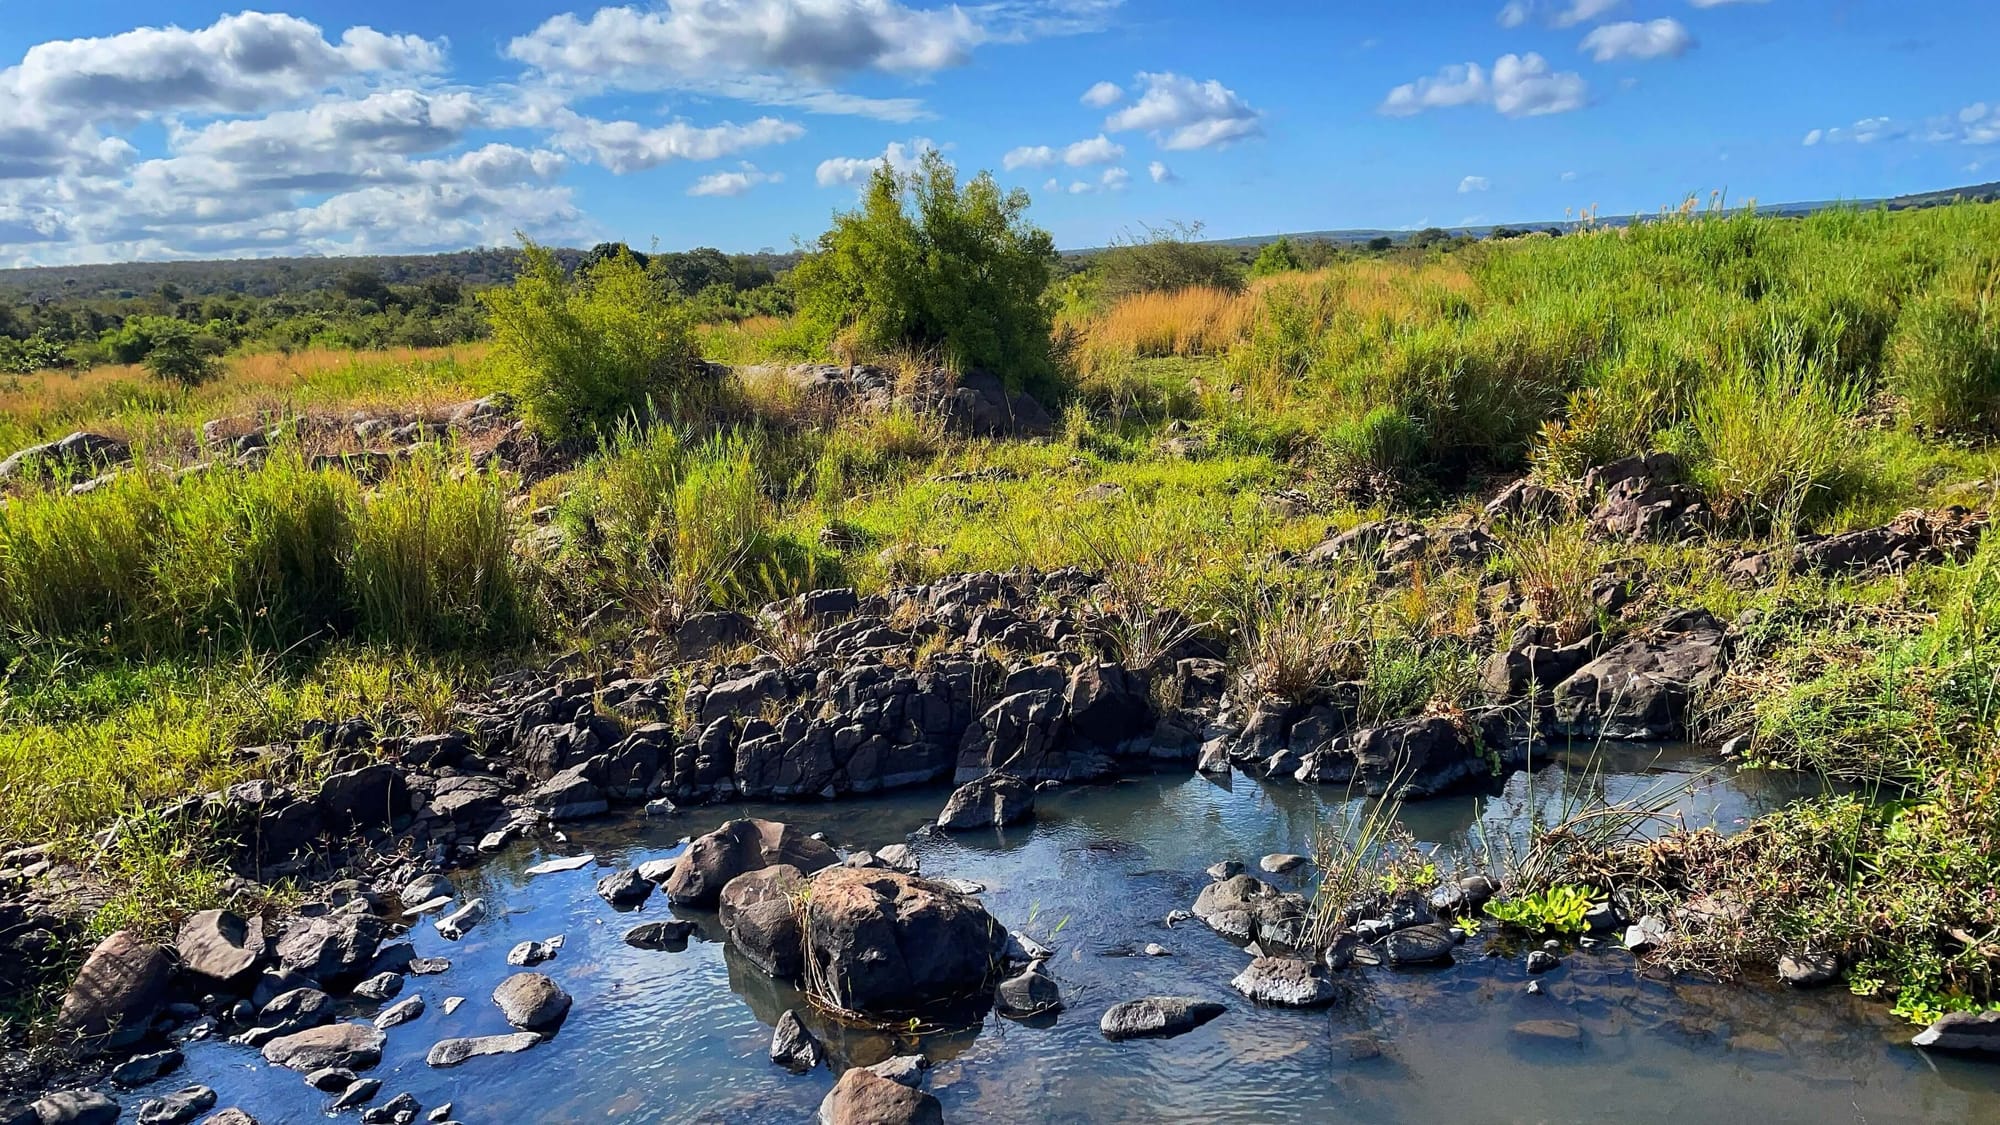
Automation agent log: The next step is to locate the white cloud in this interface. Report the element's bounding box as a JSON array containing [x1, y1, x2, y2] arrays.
[[544, 110, 804, 173], [1063, 134, 1125, 166], [1003, 144, 1056, 170], [1381, 54, 1587, 118], [1067, 180, 1092, 194], [1802, 128, 1822, 146], [1043, 177, 1060, 191], [1804, 116, 1905, 147], [1580, 19, 1696, 62], [1689, 0, 1766, 7], [1081, 80, 1124, 108], [1105, 71, 1262, 150], [815, 137, 938, 187], [689, 163, 782, 196], [1553, 0, 1623, 27], [1560, 169, 1578, 181], [1148, 160, 1175, 183], [1459, 175, 1491, 193], [1101, 166, 1130, 190], [1498, 2, 1531, 28]]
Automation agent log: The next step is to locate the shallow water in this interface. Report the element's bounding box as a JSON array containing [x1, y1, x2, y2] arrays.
[[134, 749, 2000, 1123]]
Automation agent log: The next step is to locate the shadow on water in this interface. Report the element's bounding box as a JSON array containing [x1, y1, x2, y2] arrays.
[[130, 751, 2000, 1124]]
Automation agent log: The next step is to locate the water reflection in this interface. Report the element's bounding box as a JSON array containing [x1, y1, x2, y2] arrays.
[[126, 752, 1998, 1124]]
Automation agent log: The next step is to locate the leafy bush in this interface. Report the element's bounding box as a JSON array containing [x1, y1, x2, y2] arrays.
[[1095, 221, 1242, 299], [791, 151, 1058, 389], [1889, 275, 2000, 434], [1248, 236, 1305, 279], [141, 321, 223, 388], [1484, 884, 1599, 933], [481, 242, 701, 441]]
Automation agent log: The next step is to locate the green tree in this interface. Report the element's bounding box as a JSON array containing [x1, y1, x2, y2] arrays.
[[1248, 236, 1304, 278], [142, 321, 221, 388], [791, 151, 1058, 388], [1094, 221, 1241, 298], [480, 241, 700, 441]]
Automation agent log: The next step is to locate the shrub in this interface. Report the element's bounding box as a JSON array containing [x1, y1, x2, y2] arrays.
[[142, 321, 223, 388], [1889, 275, 2000, 434], [349, 457, 525, 648], [1248, 236, 1304, 279], [1094, 221, 1242, 299], [1675, 342, 1867, 527], [791, 151, 1058, 389], [481, 242, 700, 441]]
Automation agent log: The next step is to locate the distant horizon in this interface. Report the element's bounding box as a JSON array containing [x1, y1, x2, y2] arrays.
[[3, 1, 1995, 268]]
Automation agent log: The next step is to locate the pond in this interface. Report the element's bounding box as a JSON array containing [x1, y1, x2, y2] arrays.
[[132, 747, 2000, 1123]]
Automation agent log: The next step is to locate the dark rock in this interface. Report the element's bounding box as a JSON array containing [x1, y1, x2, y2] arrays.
[[1550, 609, 1728, 740], [276, 914, 384, 988], [1526, 950, 1560, 974], [58, 930, 173, 1047], [316, 765, 410, 831], [1383, 924, 1456, 966], [108, 1048, 182, 1087], [200, 1112, 259, 1125], [769, 1010, 822, 1073], [1099, 996, 1226, 1041], [1191, 875, 1308, 946], [1777, 950, 1840, 989], [799, 867, 1006, 1014], [175, 911, 264, 988], [261, 1022, 386, 1072], [817, 1067, 944, 1125], [374, 995, 425, 1030], [623, 921, 695, 951], [595, 868, 652, 908], [719, 865, 807, 978], [26, 1090, 119, 1125], [435, 900, 485, 940], [0, 431, 130, 481], [532, 764, 607, 821], [1913, 1010, 2000, 1054], [351, 972, 402, 1003], [995, 966, 1062, 1018], [492, 973, 570, 1032], [866, 1056, 929, 1088], [935, 773, 1034, 831], [329, 1079, 381, 1111], [1341, 713, 1512, 799], [1230, 957, 1335, 1008], [304, 1068, 357, 1093], [660, 819, 838, 908], [1206, 860, 1245, 882], [506, 940, 558, 968], [425, 1033, 543, 1068]]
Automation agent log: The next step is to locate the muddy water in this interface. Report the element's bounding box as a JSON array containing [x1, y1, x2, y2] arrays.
[[133, 749, 2000, 1123]]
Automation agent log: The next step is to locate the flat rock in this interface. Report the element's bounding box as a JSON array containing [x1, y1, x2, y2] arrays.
[[176, 911, 263, 986], [1099, 997, 1227, 1041], [524, 855, 595, 877], [374, 995, 425, 1030], [1383, 923, 1455, 966], [623, 921, 695, 950], [27, 1090, 119, 1125], [109, 1048, 182, 1087], [1777, 950, 1840, 988], [351, 972, 403, 1002], [262, 1022, 386, 1072], [1230, 957, 1336, 1008], [435, 900, 485, 940], [1510, 1019, 1585, 1045], [425, 1033, 543, 1068], [136, 1085, 215, 1125]]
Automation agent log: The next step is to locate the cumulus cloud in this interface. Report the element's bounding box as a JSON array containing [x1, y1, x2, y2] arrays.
[[543, 110, 804, 173], [1105, 72, 1262, 150], [815, 137, 939, 187], [1148, 160, 1175, 183], [1553, 0, 1623, 27], [1459, 175, 1491, 193], [1003, 144, 1056, 170], [1580, 19, 1696, 62], [1063, 134, 1125, 165], [1498, 2, 1531, 29], [1101, 166, 1130, 190], [689, 163, 783, 196], [1081, 80, 1124, 107], [1380, 53, 1588, 118]]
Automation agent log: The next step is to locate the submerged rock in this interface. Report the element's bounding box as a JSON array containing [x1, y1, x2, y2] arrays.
[[936, 773, 1035, 831], [770, 1010, 822, 1073], [818, 1067, 944, 1125], [995, 966, 1063, 1018], [26, 1090, 119, 1125], [1100, 996, 1226, 1041], [1913, 1010, 2000, 1055], [426, 1033, 543, 1068]]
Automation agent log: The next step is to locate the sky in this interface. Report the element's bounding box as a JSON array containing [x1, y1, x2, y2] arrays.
[[0, 1, 1993, 266]]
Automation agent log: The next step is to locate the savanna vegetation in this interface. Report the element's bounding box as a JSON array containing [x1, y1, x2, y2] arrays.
[[2, 162, 1999, 1035]]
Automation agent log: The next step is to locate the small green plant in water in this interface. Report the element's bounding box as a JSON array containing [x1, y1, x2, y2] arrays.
[[1453, 916, 1482, 938], [1483, 884, 1598, 934]]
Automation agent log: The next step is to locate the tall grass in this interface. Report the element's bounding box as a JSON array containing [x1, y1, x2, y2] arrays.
[[1675, 338, 1867, 527], [350, 456, 525, 648]]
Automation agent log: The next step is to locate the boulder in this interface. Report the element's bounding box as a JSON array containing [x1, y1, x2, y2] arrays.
[[492, 973, 570, 1031], [507, 940, 559, 968], [109, 1049, 182, 1088], [253, 987, 335, 1036], [0, 431, 130, 481], [425, 1033, 543, 1068], [769, 1010, 822, 1073], [316, 765, 410, 831], [800, 868, 1006, 1014], [1550, 609, 1728, 740], [1230, 957, 1336, 1008], [595, 868, 652, 908], [817, 1067, 944, 1125], [660, 819, 838, 908], [350, 971, 402, 1002], [1913, 1010, 2000, 1054], [261, 1022, 386, 1072], [276, 914, 383, 988], [1342, 713, 1514, 799], [995, 966, 1062, 1018], [935, 773, 1034, 832], [1382, 923, 1456, 966], [135, 1086, 215, 1125], [719, 865, 807, 978], [175, 911, 263, 988], [26, 1091, 119, 1125], [58, 931, 173, 1046], [624, 921, 696, 951], [1099, 996, 1226, 1041], [1191, 875, 1308, 947]]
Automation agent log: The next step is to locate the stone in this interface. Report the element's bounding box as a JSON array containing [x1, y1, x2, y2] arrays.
[[1190, 875, 1308, 946], [1624, 914, 1670, 951], [1205, 860, 1244, 882], [492, 973, 570, 1031], [1230, 957, 1335, 1008], [875, 844, 919, 874], [623, 921, 696, 951], [276, 914, 384, 988], [304, 1068, 357, 1093], [817, 1068, 943, 1125], [1526, 950, 1560, 974], [770, 1010, 822, 1072], [425, 1033, 543, 1068], [995, 966, 1063, 1018], [175, 911, 263, 987], [262, 1022, 387, 1072], [935, 773, 1034, 831], [59, 930, 174, 1046], [524, 855, 594, 876], [374, 995, 425, 1030], [329, 1079, 381, 1110], [507, 940, 559, 968], [1259, 853, 1309, 875], [351, 972, 403, 1002], [1099, 996, 1227, 1041], [799, 867, 1006, 1014], [595, 868, 652, 908], [1510, 1019, 1585, 1046], [1549, 609, 1729, 740], [317, 765, 411, 831], [136, 1087, 215, 1125], [867, 1056, 928, 1088], [202, 1112, 259, 1125], [719, 865, 808, 978], [660, 819, 838, 908], [435, 900, 485, 940], [26, 1091, 119, 1125], [1913, 1010, 2000, 1054], [1383, 924, 1456, 967], [1777, 950, 1840, 989], [401, 874, 454, 905], [109, 1049, 182, 1087]]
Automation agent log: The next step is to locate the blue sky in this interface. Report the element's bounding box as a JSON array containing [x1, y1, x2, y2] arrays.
[[0, 1, 1993, 265]]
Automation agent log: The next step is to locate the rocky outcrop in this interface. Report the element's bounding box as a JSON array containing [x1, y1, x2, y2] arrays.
[[660, 819, 837, 908], [799, 868, 1006, 1015], [1732, 507, 1989, 583], [1584, 453, 1710, 542], [1191, 875, 1309, 949], [719, 865, 807, 977], [58, 931, 173, 1047], [953, 661, 1164, 783], [1549, 609, 1727, 739], [1230, 957, 1335, 1007], [935, 773, 1034, 831], [0, 432, 130, 482], [275, 914, 383, 989]]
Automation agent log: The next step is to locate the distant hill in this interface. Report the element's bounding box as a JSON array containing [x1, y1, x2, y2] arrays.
[[4, 180, 1996, 299]]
